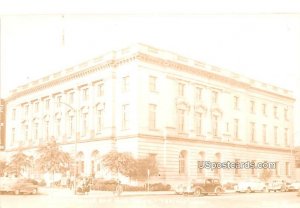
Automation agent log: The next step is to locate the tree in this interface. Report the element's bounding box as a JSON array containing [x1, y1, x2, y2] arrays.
[[5, 151, 32, 177], [36, 139, 72, 182], [101, 150, 137, 179], [0, 160, 7, 176], [132, 154, 159, 181]]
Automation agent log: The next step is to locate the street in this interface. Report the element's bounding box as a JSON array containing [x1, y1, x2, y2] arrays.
[[0, 190, 299, 208]]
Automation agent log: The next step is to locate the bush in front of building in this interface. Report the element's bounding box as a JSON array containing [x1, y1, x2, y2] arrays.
[[91, 179, 118, 191]]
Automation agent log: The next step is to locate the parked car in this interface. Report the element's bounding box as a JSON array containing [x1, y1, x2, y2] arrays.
[[287, 182, 300, 192], [267, 180, 288, 192], [234, 180, 267, 193], [0, 177, 38, 195], [175, 178, 223, 196]]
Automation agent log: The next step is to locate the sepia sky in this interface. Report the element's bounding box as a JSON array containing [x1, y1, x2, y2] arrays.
[[0, 0, 300, 144]]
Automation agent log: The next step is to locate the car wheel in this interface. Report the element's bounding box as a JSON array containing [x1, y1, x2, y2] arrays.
[[215, 187, 222, 196], [14, 190, 20, 195], [246, 187, 252, 193], [194, 188, 202, 197]]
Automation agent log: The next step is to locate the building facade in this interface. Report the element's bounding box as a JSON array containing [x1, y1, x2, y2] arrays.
[[3, 43, 296, 184], [0, 99, 5, 151]]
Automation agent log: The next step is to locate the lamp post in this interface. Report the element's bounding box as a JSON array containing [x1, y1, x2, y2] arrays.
[[58, 101, 78, 194]]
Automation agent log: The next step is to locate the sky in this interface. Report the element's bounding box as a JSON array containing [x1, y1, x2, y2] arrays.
[[0, 0, 300, 144]]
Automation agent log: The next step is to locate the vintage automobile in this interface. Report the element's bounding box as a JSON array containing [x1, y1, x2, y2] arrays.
[[267, 180, 288, 192], [176, 178, 223, 196], [287, 182, 300, 192], [0, 177, 38, 195], [234, 180, 268, 193]]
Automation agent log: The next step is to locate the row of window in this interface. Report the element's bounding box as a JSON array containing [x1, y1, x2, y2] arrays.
[[178, 83, 289, 120]]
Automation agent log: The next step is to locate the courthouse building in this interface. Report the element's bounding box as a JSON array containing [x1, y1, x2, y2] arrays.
[[3, 43, 296, 184]]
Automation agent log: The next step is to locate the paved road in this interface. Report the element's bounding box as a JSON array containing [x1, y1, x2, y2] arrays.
[[0, 190, 299, 208]]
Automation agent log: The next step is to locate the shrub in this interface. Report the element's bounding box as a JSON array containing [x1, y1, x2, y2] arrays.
[[147, 183, 171, 191]]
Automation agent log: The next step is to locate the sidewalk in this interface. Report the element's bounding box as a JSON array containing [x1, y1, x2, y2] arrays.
[[39, 187, 236, 197]]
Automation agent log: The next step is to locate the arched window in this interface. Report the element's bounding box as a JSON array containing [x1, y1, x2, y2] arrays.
[[179, 150, 187, 175], [91, 150, 100, 176]]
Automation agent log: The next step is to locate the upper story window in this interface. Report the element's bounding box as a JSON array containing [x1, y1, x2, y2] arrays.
[[284, 108, 288, 121], [82, 88, 89, 101], [23, 104, 29, 118], [12, 109, 16, 120], [273, 106, 278, 118], [178, 83, 185, 97], [96, 82, 104, 97], [250, 122, 256, 142], [56, 95, 62, 108], [212, 91, 218, 104], [44, 99, 50, 110], [122, 104, 129, 129], [250, 101, 255, 114], [262, 103, 267, 116], [149, 76, 157, 92], [233, 96, 239, 110], [233, 119, 239, 139], [149, 104, 157, 130], [274, 126, 278, 144], [68, 92, 74, 104], [262, 124, 267, 144], [122, 76, 130, 92], [195, 87, 202, 101], [177, 109, 185, 132], [34, 102, 39, 113]]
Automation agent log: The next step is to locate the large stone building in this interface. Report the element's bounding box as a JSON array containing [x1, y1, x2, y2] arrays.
[[2, 43, 296, 184]]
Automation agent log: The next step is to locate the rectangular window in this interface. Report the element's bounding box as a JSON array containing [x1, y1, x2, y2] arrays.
[[81, 112, 88, 136], [274, 126, 278, 145], [56, 96, 62, 107], [122, 76, 130, 92], [178, 109, 185, 132], [23, 124, 28, 141], [195, 113, 202, 135], [250, 122, 255, 142], [69, 92, 74, 104], [262, 124, 267, 144], [250, 101, 255, 113], [96, 109, 103, 132], [24, 105, 29, 118], [195, 87, 202, 101], [34, 102, 39, 113], [149, 104, 156, 130], [56, 118, 61, 137], [33, 122, 39, 141], [178, 83, 185, 96], [212, 115, 218, 137], [233, 96, 239, 110], [273, 106, 278, 118], [97, 83, 104, 97], [149, 76, 157, 92], [262, 104, 267, 116], [233, 119, 239, 139], [45, 99, 50, 110], [212, 91, 218, 104], [122, 104, 129, 129], [284, 128, 288, 146], [82, 88, 89, 101], [12, 109, 16, 120], [11, 128, 15, 146], [44, 120, 49, 140], [284, 108, 288, 121]]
